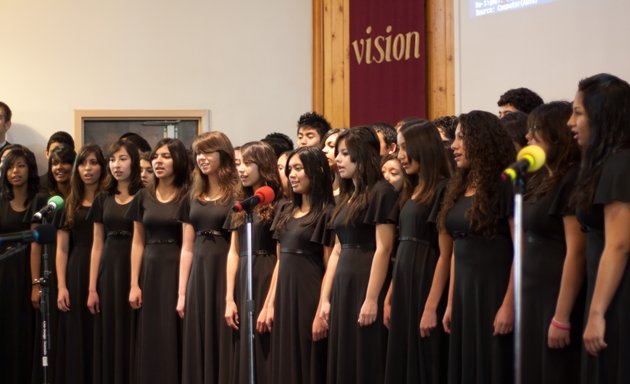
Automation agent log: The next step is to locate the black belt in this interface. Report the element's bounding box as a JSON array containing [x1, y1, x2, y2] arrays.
[[280, 247, 317, 257], [399, 236, 430, 246], [239, 250, 275, 257], [341, 243, 375, 250], [146, 239, 178, 245], [196, 229, 225, 237], [107, 230, 132, 238]]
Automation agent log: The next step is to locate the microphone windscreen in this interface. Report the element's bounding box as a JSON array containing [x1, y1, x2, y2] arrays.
[[255, 186, 275, 205], [517, 145, 546, 172], [34, 224, 57, 244], [48, 195, 65, 211]]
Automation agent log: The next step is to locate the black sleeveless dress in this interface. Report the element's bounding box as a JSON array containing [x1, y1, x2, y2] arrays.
[[327, 179, 399, 384]]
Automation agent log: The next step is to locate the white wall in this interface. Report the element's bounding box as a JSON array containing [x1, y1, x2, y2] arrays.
[[0, 1, 311, 170], [455, 0, 630, 114]]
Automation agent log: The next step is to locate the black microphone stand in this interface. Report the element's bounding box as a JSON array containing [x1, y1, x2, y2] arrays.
[[34, 216, 53, 384], [244, 209, 256, 384]]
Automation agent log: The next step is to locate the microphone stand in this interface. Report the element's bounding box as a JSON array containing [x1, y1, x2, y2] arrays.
[[510, 173, 526, 384], [35, 217, 53, 384], [244, 209, 256, 384]]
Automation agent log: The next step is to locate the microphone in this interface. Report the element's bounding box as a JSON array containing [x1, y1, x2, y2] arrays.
[[32, 195, 64, 221], [0, 224, 57, 245], [232, 186, 275, 212], [502, 145, 546, 181]]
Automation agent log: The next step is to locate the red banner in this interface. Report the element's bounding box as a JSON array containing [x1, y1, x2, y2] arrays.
[[349, 0, 427, 126]]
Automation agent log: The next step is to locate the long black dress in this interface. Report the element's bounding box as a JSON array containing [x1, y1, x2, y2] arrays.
[[226, 207, 278, 384], [328, 179, 399, 384], [0, 199, 35, 384], [178, 197, 234, 384], [127, 189, 184, 384], [385, 180, 449, 384], [88, 192, 134, 384], [55, 205, 95, 384], [521, 167, 583, 384], [271, 204, 334, 384], [445, 180, 514, 384], [577, 149, 630, 384]]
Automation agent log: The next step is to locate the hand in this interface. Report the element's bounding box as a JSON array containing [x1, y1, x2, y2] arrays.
[[357, 299, 377, 327], [319, 300, 330, 328], [312, 314, 328, 341], [256, 307, 269, 334], [31, 285, 41, 309], [87, 291, 100, 314], [547, 321, 571, 349], [265, 306, 275, 332], [442, 305, 452, 334], [383, 299, 392, 329], [493, 303, 514, 335], [176, 294, 185, 319], [129, 286, 142, 309], [225, 300, 240, 330], [583, 313, 607, 356], [57, 287, 71, 312], [420, 308, 438, 338]]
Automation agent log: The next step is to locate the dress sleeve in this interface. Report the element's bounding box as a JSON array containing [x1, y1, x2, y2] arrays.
[[311, 204, 335, 247], [126, 189, 145, 222], [364, 180, 400, 225], [498, 177, 515, 219], [270, 201, 292, 240], [427, 178, 449, 224], [594, 150, 630, 205], [548, 167, 579, 217], [87, 192, 105, 223], [177, 195, 192, 224]]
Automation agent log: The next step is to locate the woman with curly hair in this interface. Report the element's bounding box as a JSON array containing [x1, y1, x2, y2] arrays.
[[87, 139, 143, 384], [55, 144, 107, 384], [176, 132, 240, 384], [224, 141, 281, 384], [570, 73, 630, 383], [520, 101, 585, 383], [127, 138, 190, 384], [438, 111, 516, 384], [0, 145, 39, 383], [384, 121, 451, 384], [318, 126, 399, 383]]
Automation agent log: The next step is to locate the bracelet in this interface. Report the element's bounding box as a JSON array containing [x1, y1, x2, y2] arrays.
[[551, 318, 571, 331], [32, 279, 40, 286]]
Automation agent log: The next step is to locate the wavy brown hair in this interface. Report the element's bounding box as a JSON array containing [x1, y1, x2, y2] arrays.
[[190, 131, 240, 205], [231, 141, 281, 227], [525, 101, 580, 201], [64, 144, 107, 229], [438, 111, 515, 236], [149, 138, 190, 203], [398, 120, 451, 207], [0, 145, 39, 207], [332, 126, 382, 225]]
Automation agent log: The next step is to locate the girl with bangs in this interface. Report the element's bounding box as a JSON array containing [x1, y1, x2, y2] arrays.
[[177, 131, 240, 384], [224, 141, 281, 384], [384, 120, 451, 384], [87, 139, 143, 384], [438, 111, 516, 384], [318, 126, 399, 383], [0, 145, 40, 383], [520, 101, 585, 383], [261, 146, 335, 384], [55, 144, 107, 384], [127, 138, 190, 384]]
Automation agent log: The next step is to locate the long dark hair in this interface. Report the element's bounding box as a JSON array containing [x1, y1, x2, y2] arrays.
[[104, 139, 143, 196], [64, 144, 107, 229], [274, 146, 334, 231], [571, 73, 630, 211], [525, 101, 580, 200], [150, 138, 190, 203], [190, 131, 240, 205], [332, 126, 382, 225], [46, 144, 76, 197], [0, 145, 39, 207], [398, 120, 451, 206], [438, 111, 515, 236]]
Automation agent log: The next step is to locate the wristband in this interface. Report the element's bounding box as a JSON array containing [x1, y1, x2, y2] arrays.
[[551, 318, 571, 331]]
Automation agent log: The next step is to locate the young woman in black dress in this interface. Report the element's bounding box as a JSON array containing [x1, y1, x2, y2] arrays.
[[87, 139, 142, 384], [224, 141, 281, 384], [177, 131, 240, 384], [520, 101, 585, 383], [438, 111, 516, 384], [260, 146, 335, 384], [384, 120, 451, 384], [318, 126, 399, 383], [569, 73, 630, 383], [55, 144, 107, 384], [0, 145, 39, 383], [128, 138, 190, 384]]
